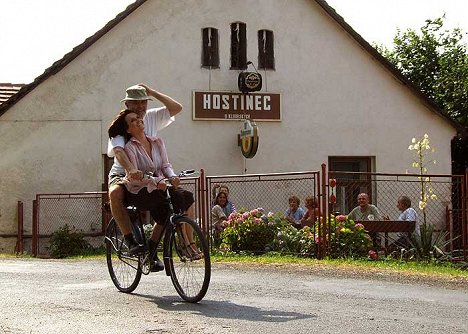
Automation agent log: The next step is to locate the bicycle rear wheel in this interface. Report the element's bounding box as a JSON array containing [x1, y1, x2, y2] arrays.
[[105, 218, 142, 293], [166, 217, 211, 303]]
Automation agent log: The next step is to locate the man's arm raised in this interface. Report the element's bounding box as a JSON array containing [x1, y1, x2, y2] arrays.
[[139, 83, 183, 117]]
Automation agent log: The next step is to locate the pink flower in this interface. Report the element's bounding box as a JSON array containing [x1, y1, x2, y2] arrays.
[[250, 209, 259, 216], [315, 237, 321, 244], [254, 218, 262, 224], [368, 250, 378, 260], [336, 215, 347, 222], [242, 212, 250, 219], [355, 223, 364, 229]]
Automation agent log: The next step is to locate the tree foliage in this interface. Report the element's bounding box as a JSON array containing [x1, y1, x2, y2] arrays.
[[377, 17, 468, 126]]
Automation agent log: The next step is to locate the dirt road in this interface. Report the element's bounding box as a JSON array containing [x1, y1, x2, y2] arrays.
[[1, 258, 467, 334]]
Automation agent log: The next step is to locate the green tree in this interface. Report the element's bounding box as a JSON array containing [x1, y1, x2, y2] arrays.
[[377, 17, 468, 175], [377, 16, 468, 126]]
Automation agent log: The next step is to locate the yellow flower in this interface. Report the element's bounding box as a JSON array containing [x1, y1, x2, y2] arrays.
[[430, 194, 437, 200], [419, 201, 426, 210]]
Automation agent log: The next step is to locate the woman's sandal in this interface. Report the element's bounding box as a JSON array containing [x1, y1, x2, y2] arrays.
[[188, 242, 203, 260]]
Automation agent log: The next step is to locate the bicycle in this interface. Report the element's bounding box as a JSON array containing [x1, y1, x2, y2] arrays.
[[104, 170, 211, 303]]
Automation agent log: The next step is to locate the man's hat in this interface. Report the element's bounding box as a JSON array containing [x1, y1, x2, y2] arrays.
[[121, 85, 153, 102]]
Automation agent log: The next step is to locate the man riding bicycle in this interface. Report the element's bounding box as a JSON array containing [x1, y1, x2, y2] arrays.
[[107, 84, 184, 270], [108, 109, 196, 271]]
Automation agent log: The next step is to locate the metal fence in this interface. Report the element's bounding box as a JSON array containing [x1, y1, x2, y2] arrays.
[[16, 167, 467, 259], [203, 170, 321, 243], [29, 177, 200, 257], [32, 192, 109, 257]]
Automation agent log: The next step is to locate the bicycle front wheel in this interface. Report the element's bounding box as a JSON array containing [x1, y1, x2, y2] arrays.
[[105, 218, 142, 293], [166, 217, 211, 303]]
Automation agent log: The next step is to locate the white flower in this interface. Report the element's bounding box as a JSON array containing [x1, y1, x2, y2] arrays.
[[430, 194, 437, 200], [424, 134, 429, 139], [411, 138, 416, 143]]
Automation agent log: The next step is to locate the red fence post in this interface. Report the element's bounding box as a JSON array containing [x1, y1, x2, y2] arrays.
[[199, 169, 208, 236], [16, 201, 24, 254], [320, 163, 328, 258], [463, 171, 467, 260], [32, 198, 38, 257]]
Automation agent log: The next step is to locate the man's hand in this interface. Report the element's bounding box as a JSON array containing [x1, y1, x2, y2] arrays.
[[169, 176, 180, 188], [127, 168, 143, 181], [157, 180, 167, 191]]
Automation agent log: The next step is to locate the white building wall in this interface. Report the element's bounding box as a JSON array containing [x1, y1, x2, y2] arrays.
[[0, 0, 457, 250]]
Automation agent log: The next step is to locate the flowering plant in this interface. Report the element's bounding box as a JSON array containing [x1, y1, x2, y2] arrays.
[[408, 133, 438, 227], [220, 208, 275, 253], [220, 208, 316, 256], [327, 215, 372, 258]]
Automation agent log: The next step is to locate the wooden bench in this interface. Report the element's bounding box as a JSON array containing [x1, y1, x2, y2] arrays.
[[356, 220, 416, 252]]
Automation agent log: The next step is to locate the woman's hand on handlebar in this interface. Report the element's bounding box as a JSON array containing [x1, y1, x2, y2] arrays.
[[169, 176, 180, 188]]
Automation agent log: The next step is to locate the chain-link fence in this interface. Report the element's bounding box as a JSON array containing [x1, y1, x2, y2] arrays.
[[204, 171, 320, 244], [30, 177, 200, 257], [22, 168, 466, 258], [328, 171, 466, 253], [33, 192, 109, 257]]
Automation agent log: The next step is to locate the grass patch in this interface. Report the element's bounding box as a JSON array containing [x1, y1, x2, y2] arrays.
[[211, 252, 468, 278], [3, 250, 467, 278]]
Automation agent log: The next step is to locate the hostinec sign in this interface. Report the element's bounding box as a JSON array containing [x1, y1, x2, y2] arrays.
[[193, 91, 281, 121]]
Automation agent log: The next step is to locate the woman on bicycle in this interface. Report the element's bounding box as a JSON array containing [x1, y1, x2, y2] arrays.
[[108, 109, 198, 271]]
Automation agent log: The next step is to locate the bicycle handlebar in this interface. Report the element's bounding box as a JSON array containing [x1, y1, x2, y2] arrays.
[[143, 169, 197, 182]]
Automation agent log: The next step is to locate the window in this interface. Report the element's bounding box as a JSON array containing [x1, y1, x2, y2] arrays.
[[258, 30, 275, 70], [230, 22, 247, 70], [202, 27, 219, 68], [328, 157, 373, 215]]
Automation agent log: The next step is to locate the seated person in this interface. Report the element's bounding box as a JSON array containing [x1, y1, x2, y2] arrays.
[[300, 195, 321, 228], [348, 193, 381, 221], [348, 192, 382, 247], [392, 196, 418, 249], [108, 110, 197, 270], [211, 191, 235, 245], [211, 184, 236, 212], [284, 195, 305, 229]]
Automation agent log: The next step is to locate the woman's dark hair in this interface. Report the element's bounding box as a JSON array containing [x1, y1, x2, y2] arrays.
[[108, 109, 134, 141], [215, 191, 228, 206]]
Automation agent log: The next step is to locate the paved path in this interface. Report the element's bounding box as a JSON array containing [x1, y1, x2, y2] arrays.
[[1, 258, 467, 334]]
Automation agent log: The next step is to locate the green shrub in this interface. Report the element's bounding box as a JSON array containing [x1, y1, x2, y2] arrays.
[[327, 216, 372, 258], [220, 209, 316, 257], [219, 210, 372, 259], [48, 225, 90, 258], [221, 208, 275, 253]]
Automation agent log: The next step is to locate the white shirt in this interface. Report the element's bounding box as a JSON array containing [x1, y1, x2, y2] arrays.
[[107, 107, 174, 176], [397, 207, 419, 237]]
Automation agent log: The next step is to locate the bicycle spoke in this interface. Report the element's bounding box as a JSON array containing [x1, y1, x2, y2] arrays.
[[167, 218, 211, 303], [105, 219, 142, 293]]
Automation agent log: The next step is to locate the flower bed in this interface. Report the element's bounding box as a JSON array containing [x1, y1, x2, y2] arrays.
[[219, 209, 372, 258]]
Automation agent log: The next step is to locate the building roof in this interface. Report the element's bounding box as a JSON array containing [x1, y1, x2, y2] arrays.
[[0, 0, 464, 133], [0, 83, 24, 106]]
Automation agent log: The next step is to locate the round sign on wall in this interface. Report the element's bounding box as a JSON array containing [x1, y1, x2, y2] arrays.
[[239, 120, 259, 158]]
